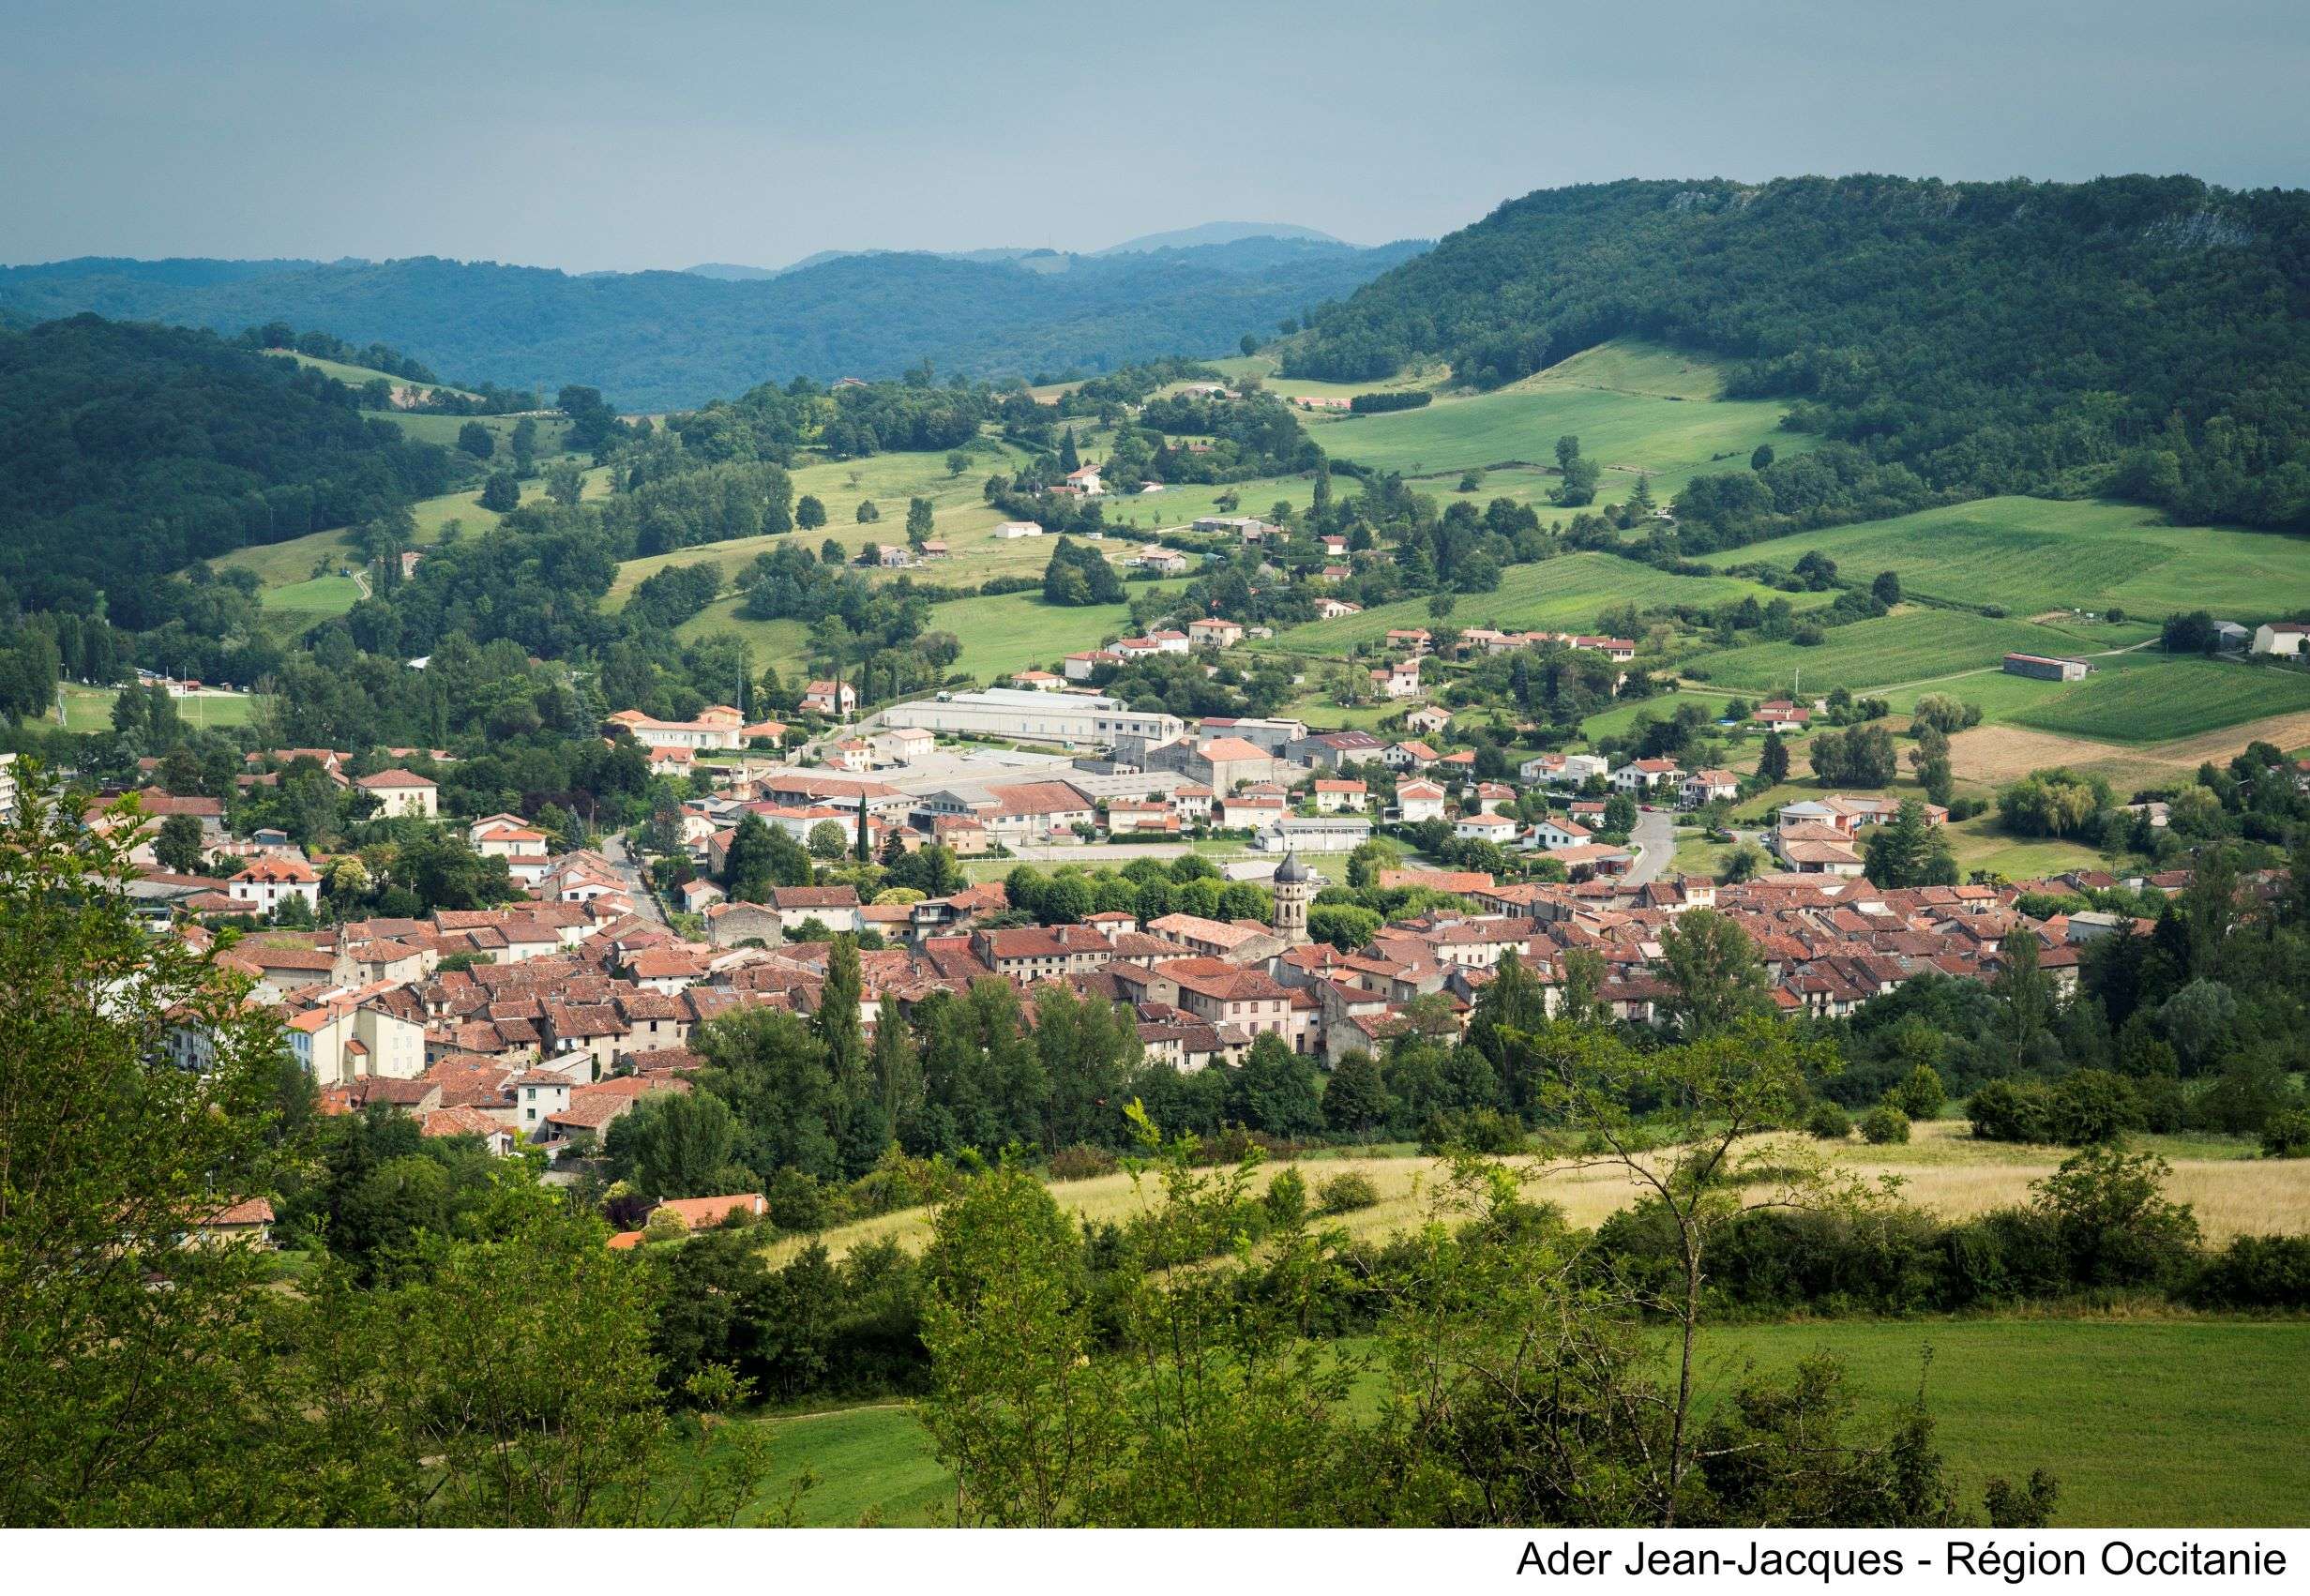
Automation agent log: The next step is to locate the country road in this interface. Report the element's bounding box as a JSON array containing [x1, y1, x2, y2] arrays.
[[1625, 806, 1679, 886], [602, 833, 668, 925]]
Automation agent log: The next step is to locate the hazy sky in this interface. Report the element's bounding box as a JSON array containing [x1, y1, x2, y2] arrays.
[[5, 0, 2306, 272]]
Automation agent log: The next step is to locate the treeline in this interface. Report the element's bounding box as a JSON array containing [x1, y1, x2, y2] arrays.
[[1288, 174, 2310, 532], [1348, 389, 1429, 414], [0, 315, 454, 620]]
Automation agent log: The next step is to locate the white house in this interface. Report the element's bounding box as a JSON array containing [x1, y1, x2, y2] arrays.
[[995, 520, 1046, 539], [1609, 758, 1682, 793], [355, 768, 438, 819], [1520, 752, 1610, 788], [604, 704, 746, 751], [1454, 811, 1518, 845], [469, 816, 551, 885], [229, 856, 321, 915], [2253, 622, 2310, 656], [1396, 779, 1447, 823], [1529, 816, 1593, 851], [1370, 658, 1423, 699], [870, 727, 936, 766], [1679, 768, 1740, 808], [1312, 778, 1367, 814]]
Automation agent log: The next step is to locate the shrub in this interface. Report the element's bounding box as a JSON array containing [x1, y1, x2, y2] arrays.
[[642, 1206, 690, 1244], [2185, 1235, 2310, 1308], [2263, 1109, 2310, 1159], [1969, 1078, 2054, 1143], [1418, 1107, 1528, 1156], [1047, 1143, 1119, 1182], [1805, 1101, 1853, 1140], [1262, 1167, 1309, 1227], [1316, 1171, 1380, 1214], [1895, 1063, 1946, 1120], [1860, 1105, 1911, 1144]]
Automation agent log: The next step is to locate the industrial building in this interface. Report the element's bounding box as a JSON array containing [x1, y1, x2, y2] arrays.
[[881, 688, 1185, 749]]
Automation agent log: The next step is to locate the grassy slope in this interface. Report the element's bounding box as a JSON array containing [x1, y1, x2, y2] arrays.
[[724, 1318, 2310, 1528], [270, 349, 480, 399], [1252, 553, 1817, 661], [1684, 610, 2112, 695], [1728, 496, 2310, 620], [2010, 657, 2310, 743]]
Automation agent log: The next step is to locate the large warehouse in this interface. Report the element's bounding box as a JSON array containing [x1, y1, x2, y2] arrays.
[[881, 688, 1185, 750]]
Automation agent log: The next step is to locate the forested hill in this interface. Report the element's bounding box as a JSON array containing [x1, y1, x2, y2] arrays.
[[0, 315, 452, 620], [1286, 175, 2310, 531], [0, 238, 1427, 411]]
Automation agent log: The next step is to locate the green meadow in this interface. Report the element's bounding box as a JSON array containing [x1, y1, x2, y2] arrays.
[[269, 349, 479, 399], [1726, 496, 2310, 621], [1252, 552, 1816, 660], [703, 1317, 2310, 1528], [1685, 610, 2111, 695], [2009, 657, 2310, 743]]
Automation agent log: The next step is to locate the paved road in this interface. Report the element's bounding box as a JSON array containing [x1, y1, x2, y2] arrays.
[[1625, 806, 1680, 887], [601, 833, 668, 925]]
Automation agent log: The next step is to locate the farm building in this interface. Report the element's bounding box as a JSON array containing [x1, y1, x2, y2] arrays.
[[2252, 622, 2310, 657], [2003, 653, 2092, 682]]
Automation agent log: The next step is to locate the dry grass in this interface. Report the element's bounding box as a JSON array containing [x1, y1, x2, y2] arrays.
[[772, 1120, 2310, 1264], [1948, 708, 2310, 790]]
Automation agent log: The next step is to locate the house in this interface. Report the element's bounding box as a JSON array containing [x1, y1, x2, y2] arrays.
[[1397, 779, 1447, 822], [1369, 658, 1422, 699], [869, 726, 936, 766], [1196, 734, 1280, 792], [767, 884, 865, 934], [1187, 617, 1245, 650], [1454, 811, 1519, 845], [1520, 752, 1609, 788], [801, 680, 857, 718], [1004, 669, 1064, 692], [824, 738, 876, 774], [1312, 596, 1362, 619], [1466, 781, 1515, 814], [2003, 653, 2092, 682], [1771, 823, 1865, 876], [995, 520, 1045, 539], [355, 768, 438, 819], [1217, 791, 1287, 829], [1530, 816, 1592, 850], [1753, 700, 1812, 728], [2252, 622, 2310, 657], [603, 704, 747, 750], [1385, 628, 1433, 655], [469, 816, 551, 884], [1128, 545, 1190, 576], [918, 539, 949, 560], [1609, 758, 1682, 793], [1065, 465, 1105, 495], [229, 856, 321, 915], [1382, 741, 1439, 771], [1680, 768, 1741, 808], [1405, 705, 1452, 736], [194, 1197, 277, 1250], [1289, 729, 1387, 770], [1312, 778, 1367, 814], [1063, 649, 1124, 681], [1105, 797, 1181, 836], [1569, 636, 1637, 662]]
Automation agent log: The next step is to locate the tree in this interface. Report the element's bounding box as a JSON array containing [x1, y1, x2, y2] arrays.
[[795, 494, 826, 530], [1895, 1063, 1945, 1120], [721, 812, 779, 901], [618, 1089, 744, 1198], [1872, 570, 1902, 606], [0, 775, 299, 1524], [1862, 799, 1957, 887], [1529, 1016, 1857, 1524], [1758, 730, 1789, 786], [806, 820, 848, 860], [1657, 909, 1771, 1036], [1717, 844, 1765, 885], [479, 472, 521, 512], [906, 497, 935, 547], [456, 421, 495, 459], [545, 459, 585, 506], [1603, 792, 1638, 833], [1227, 1034, 1324, 1139], [1322, 1051, 1391, 1138], [855, 500, 880, 524], [1750, 444, 1774, 471], [509, 415, 538, 474], [154, 812, 208, 874], [945, 451, 969, 477]]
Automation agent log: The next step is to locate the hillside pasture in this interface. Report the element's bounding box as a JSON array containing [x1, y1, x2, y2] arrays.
[[1252, 553, 1812, 661], [1723, 497, 2310, 621], [2009, 657, 2310, 744], [1685, 610, 2106, 695], [267, 349, 481, 400], [382, 411, 572, 456]]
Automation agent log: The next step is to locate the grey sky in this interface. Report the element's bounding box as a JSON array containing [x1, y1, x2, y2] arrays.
[[4, 0, 2305, 272]]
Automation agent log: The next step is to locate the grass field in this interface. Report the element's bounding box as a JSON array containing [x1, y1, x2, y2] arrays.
[[1685, 610, 2114, 696], [59, 682, 261, 731], [267, 349, 480, 401], [1294, 341, 1811, 504], [1251, 553, 1815, 662], [260, 574, 367, 616], [1727, 497, 2310, 621], [382, 411, 572, 456], [2009, 657, 2310, 744], [722, 1317, 2310, 1527]]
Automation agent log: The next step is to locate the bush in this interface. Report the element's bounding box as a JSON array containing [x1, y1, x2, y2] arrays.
[[1047, 1143, 1119, 1182], [2263, 1109, 2310, 1159], [1418, 1107, 1528, 1156], [766, 1167, 845, 1232], [1805, 1101, 1853, 1140], [2185, 1235, 2310, 1308], [1860, 1105, 1911, 1144], [1316, 1170, 1380, 1214], [642, 1206, 690, 1244], [1969, 1078, 2054, 1143], [1895, 1063, 1946, 1120]]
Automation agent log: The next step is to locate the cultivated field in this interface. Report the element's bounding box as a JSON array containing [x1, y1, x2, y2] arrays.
[[1727, 496, 2310, 621], [1684, 609, 2121, 695], [2009, 657, 2310, 743]]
